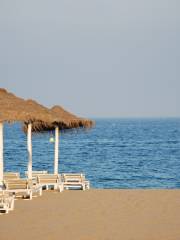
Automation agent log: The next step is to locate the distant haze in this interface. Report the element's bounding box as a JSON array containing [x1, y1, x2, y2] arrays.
[[0, 0, 179, 118]]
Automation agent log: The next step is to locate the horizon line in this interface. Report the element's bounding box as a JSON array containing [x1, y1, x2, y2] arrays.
[[88, 116, 180, 119]]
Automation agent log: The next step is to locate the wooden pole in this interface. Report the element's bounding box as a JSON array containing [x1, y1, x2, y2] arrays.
[[0, 122, 3, 183], [27, 123, 32, 179], [54, 126, 59, 175]]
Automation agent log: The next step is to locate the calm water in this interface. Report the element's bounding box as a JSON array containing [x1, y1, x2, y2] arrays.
[[3, 118, 180, 189]]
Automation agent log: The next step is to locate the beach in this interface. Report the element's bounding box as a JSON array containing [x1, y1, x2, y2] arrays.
[[1, 0, 179, 239], [0, 189, 180, 240]]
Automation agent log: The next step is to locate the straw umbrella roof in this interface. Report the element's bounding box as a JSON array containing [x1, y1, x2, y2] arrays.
[[29, 105, 94, 132], [0, 88, 94, 131], [0, 88, 56, 126]]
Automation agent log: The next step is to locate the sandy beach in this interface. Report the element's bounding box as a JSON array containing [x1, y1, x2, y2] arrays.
[[0, 189, 180, 240]]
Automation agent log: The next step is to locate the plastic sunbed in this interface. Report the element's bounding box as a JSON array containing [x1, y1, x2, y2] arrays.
[[4, 179, 42, 200], [62, 173, 90, 190], [37, 174, 63, 192]]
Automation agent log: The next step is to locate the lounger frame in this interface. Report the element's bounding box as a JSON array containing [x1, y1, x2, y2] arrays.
[[37, 174, 64, 192], [62, 173, 90, 190], [4, 179, 42, 200]]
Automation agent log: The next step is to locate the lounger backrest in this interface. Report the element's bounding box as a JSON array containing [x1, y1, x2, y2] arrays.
[[4, 179, 28, 190], [62, 173, 85, 178], [62, 174, 85, 183], [4, 172, 20, 180], [37, 174, 59, 184], [25, 171, 48, 177]]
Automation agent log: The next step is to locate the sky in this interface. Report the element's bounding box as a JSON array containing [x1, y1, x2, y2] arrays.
[[0, 0, 179, 118]]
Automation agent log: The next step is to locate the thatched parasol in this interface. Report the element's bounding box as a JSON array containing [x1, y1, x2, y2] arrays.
[[27, 105, 94, 174], [26, 105, 94, 131], [0, 88, 60, 182], [0, 89, 52, 182]]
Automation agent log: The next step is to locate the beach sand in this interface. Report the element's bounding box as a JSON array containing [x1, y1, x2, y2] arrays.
[[0, 190, 180, 240]]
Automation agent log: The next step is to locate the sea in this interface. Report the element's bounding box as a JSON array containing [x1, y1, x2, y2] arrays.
[[3, 118, 180, 189]]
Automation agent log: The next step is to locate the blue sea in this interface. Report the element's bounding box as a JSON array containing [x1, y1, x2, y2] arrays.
[[3, 118, 180, 189]]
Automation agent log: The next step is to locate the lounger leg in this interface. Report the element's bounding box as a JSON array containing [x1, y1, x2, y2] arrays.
[[59, 184, 64, 192], [39, 188, 42, 196], [12, 201, 14, 210], [82, 184, 86, 191], [29, 191, 33, 200], [10, 198, 15, 210]]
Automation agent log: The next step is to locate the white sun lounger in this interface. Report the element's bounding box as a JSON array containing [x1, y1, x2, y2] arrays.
[[62, 173, 90, 190], [4, 179, 42, 200], [37, 174, 63, 192], [0, 192, 15, 214]]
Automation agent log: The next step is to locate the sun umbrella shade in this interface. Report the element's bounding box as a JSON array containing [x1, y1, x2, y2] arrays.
[[28, 105, 94, 132], [0, 88, 60, 181], [0, 88, 75, 181]]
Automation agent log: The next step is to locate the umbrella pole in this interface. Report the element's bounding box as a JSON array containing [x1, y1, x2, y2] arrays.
[[27, 123, 32, 179], [54, 126, 59, 175], [0, 122, 3, 184]]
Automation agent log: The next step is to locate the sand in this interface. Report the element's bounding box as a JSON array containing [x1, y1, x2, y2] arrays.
[[0, 189, 180, 240]]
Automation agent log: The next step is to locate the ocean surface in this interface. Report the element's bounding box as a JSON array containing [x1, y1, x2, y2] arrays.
[[3, 118, 180, 189]]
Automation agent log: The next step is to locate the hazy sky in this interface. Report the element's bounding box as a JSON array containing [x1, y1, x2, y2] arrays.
[[0, 0, 179, 118]]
